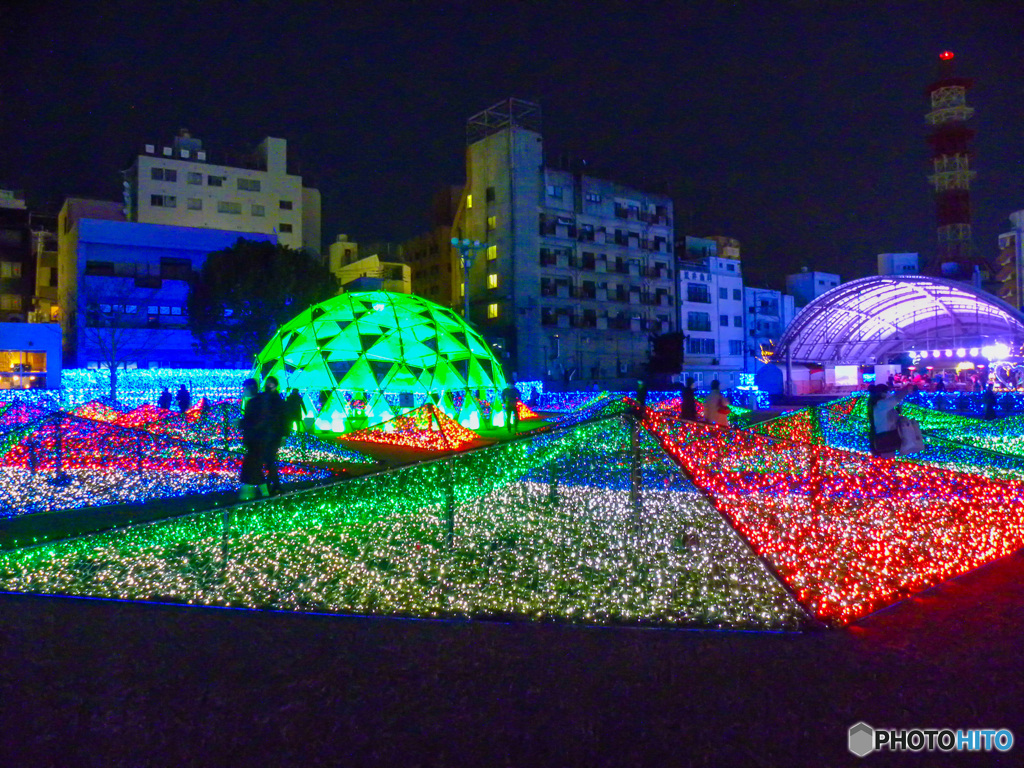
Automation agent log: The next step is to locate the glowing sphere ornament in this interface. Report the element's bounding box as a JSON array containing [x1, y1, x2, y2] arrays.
[[254, 291, 509, 432]]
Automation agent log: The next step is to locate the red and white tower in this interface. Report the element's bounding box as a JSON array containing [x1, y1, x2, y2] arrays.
[[926, 51, 982, 280]]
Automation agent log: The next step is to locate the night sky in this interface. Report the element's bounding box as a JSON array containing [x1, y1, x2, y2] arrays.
[[2, 0, 1021, 288]]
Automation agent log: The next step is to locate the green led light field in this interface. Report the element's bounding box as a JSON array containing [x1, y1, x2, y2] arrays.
[[0, 418, 807, 630]]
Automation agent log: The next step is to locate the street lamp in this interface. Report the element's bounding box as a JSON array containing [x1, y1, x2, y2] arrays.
[[451, 237, 485, 322]]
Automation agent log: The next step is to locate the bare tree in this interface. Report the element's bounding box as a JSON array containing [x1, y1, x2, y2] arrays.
[[75, 278, 174, 402]]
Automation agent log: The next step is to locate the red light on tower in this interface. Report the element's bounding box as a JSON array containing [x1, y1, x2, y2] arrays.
[[940, 50, 955, 60]]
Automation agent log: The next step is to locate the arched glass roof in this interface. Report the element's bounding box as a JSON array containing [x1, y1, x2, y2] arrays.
[[774, 276, 1024, 364]]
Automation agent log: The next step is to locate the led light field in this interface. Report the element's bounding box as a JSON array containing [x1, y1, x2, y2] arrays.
[[649, 413, 1024, 625], [0, 417, 808, 630]]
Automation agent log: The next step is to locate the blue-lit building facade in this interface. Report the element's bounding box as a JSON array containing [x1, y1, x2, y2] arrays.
[[58, 217, 275, 368]]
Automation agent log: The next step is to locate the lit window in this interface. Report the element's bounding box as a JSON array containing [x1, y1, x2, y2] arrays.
[[487, 215, 497, 230], [487, 245, 497, 261], [488, 303, 498, 318], [460, 284, 465, 298], [0, 262, 21, 278], [466, 194, 472, 209], [488, 273, 498, 289]]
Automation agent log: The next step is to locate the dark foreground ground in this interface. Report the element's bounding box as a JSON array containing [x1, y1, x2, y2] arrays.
[[1, 549, 1022, 768]]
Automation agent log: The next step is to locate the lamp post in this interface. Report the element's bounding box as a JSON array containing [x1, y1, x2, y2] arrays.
[[451, 237, 485, 322]]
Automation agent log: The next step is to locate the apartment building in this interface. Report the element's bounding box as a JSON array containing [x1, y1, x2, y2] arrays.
[[676, 236, 746, 387], [786, 269, 840, 308], [123, 130, 321, 252], [996, 210, 1024, 311], [745, 286, 796, 371], [57, 198, 275, 367], [455, 98, 675, 382]]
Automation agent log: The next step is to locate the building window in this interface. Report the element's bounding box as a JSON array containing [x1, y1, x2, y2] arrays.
[[546, 185, 561, 198], [187, 198, 202, 210], [719, 287, 727, 300], [459, 284, 465, 298], [150, 168, 177, 181], [1, 294, 22, 311], [217, 201, 242, 214], [0, 261, 22, 278], [687, 337, 715, 355], [187, 172, 203, 185], [486, 187, 495, 202], [686, 283, 711, 303], [720, 314, 728, 326], [252, 204, 265, 217], [585, 192, 601, 203], [280, 223, 293, 233], [466, 194, 472, 209], [150, 194, 176, 208], [488, 273, 498, 289], [729, 340, 744, 355], [727, 263, 735, 271], [734, 315, 743, 327], [279, 200, 293, 210], [488, 303, 498, 318], [238, 178, 261, 192], [487, 215, 497, 231], [733, 288, 741, 300], [487, 245, 497, 261], [687, 311, 711, 332], [208, 175, 225, 186]]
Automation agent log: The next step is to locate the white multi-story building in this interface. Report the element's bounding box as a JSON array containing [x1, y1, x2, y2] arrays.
[[676, 236, 746, 387], [123, 130, 321, 253], [456, 99, 675, 383]]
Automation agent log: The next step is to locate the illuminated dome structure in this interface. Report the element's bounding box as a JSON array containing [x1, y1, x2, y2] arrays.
[[254, 291, 509, 432], [774, 276, 1024, 364]]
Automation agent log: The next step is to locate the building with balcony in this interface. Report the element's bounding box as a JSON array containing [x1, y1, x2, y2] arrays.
[[453, 98, 675, 383], [57, 202, 275, 367], [328, 234, 411, 294], [0, 192, 34, 322], [996, 210, 1024, 311], [745, 286, 796, 372], [676, 236, 746, 387], [122, 129, 321, 253]]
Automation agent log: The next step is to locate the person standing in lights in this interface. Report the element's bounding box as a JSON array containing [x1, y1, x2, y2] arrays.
[[983, 383, 997, 421], [680, 376, 697, 421], [867, 383, 912, 458], [176, 384, 191, 413], [703, 380, 730, 427], [502, 384, 520, 435], [157, 387, 172, 410], [238, 378, 268, 500], [258, 376, 288, 495], [635, 378, 648, 419], [285, 389, 305, 433]]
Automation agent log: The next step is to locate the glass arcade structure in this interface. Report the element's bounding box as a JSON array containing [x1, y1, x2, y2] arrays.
[[773, 276, 1024, 364]]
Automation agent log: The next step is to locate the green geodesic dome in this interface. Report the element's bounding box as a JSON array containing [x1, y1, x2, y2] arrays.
[[254, 291, 509, 432]]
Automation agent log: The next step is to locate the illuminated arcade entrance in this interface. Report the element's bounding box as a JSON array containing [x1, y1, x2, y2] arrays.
[[254, 291, 509, 432], [773, 276, 1024, 381]]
